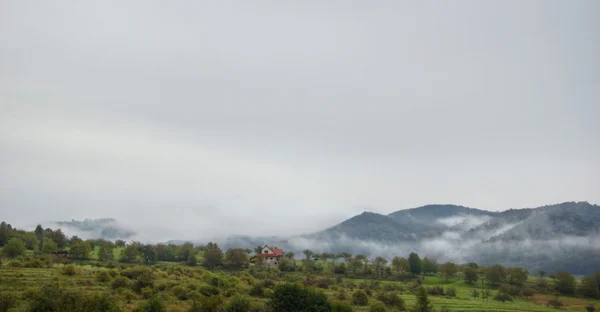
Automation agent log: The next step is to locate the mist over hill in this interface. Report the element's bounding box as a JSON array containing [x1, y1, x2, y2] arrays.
[[47, 201, 600, 274]]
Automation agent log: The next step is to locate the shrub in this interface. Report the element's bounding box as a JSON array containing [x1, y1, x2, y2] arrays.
[[62, 264, 76, 276], [142, 287, 154, 299], [188, 291, 201, 302], [316, 281, 329, 289], [136, 295, 166, 312], [172, 285, 189, 300], [370, 302, 388, 312], [199, 285, 221, 297], [262, 280, 275, 288], [268, 283, 331, 312], [426, 286, 444, 296], [118, 288, 138, 302], [0, 292, 17, 312], [263, 288, 274, 298], [376, 292, 404, 309], [331, 301, 353, 312], [193, 294, 224, 312], [249, 284, 265, 297], [96, 270, 112, 282], [226, 294, 251, 312], [446, 287, 456, 297], [112, 276, 131, 289], [352, 290, 369, 306], [547, 295, 563, 309], [7, 260, 23, 268], [494, 293, 513, 302], [336, 291, 347, 301], [585, 304, 595, 312], [26, 285, 121, 312]]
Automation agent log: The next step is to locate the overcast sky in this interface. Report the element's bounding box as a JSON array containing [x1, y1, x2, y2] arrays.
[[1, 1, 599, 240]]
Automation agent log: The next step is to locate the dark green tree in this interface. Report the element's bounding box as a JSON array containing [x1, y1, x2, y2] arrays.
[[42, 239, 58, 254], [421, 257, 439, 274], [225, 248, 249, 268], [486, 264, 507, 285], [408, 252, 422, 276], [202, 242, 223, 270], [463, 267, 478, 283], [578, 275, 599, 299], [34, 224, 44, 251], [268, 283, 331, 312], [98, 243, 115, 262], [413, 286, 435, 312], [553, 270, 576, 295], [440, 262, 458, 280]]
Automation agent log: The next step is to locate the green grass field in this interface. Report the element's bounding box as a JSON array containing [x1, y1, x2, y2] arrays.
[[1, 252, 598, 312]]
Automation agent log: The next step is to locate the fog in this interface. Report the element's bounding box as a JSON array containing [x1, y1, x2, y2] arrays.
[[1, 1, 599, 239]]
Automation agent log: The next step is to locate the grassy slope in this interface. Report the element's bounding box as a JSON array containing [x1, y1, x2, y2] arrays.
[[1, 257, 599, 312]]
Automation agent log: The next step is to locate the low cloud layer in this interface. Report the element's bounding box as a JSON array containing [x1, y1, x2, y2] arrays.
[[1, 1, 599, 238]]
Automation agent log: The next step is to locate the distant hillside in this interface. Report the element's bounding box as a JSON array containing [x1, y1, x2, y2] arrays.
[[300, 201, 600, 274]]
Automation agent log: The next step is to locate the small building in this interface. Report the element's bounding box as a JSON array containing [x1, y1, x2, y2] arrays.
[[250, 245, 284, 266]]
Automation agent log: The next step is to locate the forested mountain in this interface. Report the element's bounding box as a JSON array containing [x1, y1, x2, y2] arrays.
[[47, 202, 600, 274]]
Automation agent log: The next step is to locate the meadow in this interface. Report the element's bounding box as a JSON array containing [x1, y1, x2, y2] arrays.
[[1, 244, 599, 312]]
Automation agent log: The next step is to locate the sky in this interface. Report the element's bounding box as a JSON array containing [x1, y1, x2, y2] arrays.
[[1, 1, 599, 241]]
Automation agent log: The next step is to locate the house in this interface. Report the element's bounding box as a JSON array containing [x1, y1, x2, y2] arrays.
[[250, 245, 285, 266]]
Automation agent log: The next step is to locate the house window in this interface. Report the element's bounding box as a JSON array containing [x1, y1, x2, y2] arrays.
[[263, 250, 268, 254]]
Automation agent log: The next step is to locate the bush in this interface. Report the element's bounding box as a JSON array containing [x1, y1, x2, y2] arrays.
[[118, 288, 138, 302], [426, 286, 444, 296], [331, 301, 353, 312], [249, 284, 265, 297], [26, 285, 121, 312], [446, 287, 456, 297], [96, 270, 112, 282], [370, 302, 388, 312], [199, 285, 221, 297], [268, 283, 331, 312], [142, 287, 154, 299], [494, 293, 513, 303], [112, 276, 131, 289], [226, 294, 251, 312], [62, 264, 76, 276], [263, 288, 274, 298], [172, 285, 189, 300], [352, 290, 369, 306], [316, 281, 329, 289], [262, 280, 275, 288], [375, 292, 404, 309], [192, 294, 223, 312], [547, 296, 563, 309], [136, 295, 166, 312], [7, 260, 23, 268], [585, 304, 595, 312], [0, 292, 17, 312]]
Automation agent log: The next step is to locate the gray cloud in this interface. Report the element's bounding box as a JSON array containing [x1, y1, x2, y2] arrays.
[[1, 1, 599, 239]]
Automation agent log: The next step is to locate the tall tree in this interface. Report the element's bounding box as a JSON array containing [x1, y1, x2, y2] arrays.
[[408, 252, 422, 276], [34, 224, 44, 251], [140, 244, 157, 265], [486, 264, 507, 285], [349, 256, 363, 275], [48, 229, 67, 249], [254, 245, 263, 254], [69, 241, 91, 260], [225, 248, 249, 268], [21, 232, 39, 251], [302, 249, 314, 272], [507, 267, 528, 286], [579, 275, 599, 299], [0, 221, 10, 246], [372, 257, 388, 278], [463, 267, 478, 284], [392, 256, 409, 275], [421, 258, 439, 274], [203, 242, 223, 270], [440, 262, 458, 280], [42, 239, 58, 254], [553, 270, 576, 295], [115, 239, 126, 248], [98, 243, 115, 262], [120, 244, 139, 263], [355, 254, 368, 273]]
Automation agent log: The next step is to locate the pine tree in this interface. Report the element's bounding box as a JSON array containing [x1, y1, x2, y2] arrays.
[[413, 286, 435, 312]]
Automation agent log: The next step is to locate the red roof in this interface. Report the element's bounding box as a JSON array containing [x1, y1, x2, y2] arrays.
[[254, 247, 284, 257]]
